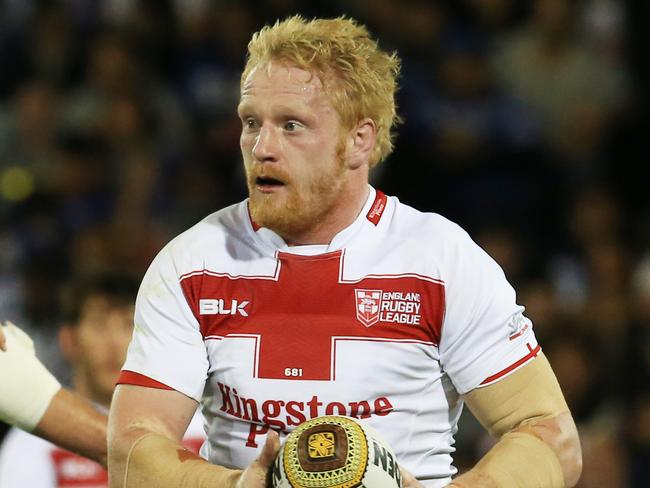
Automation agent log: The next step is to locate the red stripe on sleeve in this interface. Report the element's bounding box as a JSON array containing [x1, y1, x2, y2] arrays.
[[117, 370, 174, 390], [479, 343, 541, 386]]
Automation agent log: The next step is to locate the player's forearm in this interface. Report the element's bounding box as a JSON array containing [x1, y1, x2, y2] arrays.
[[34, 388, 108, 467], [448, 412, 582, 487], [108, 425, 242, 488], [455, 353, 583, 487]]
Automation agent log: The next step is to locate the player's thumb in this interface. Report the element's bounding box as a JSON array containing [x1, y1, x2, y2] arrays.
[[3, 321, 35, 354], [257, 429, 281, 469], [236, 430, 281, 488]]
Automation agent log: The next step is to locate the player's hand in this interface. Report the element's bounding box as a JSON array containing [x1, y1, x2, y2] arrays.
[[0, 320, 35, 353], [236, 429, 281, 488], [400, 465, 426, 488], [0, 321, 61, 431]]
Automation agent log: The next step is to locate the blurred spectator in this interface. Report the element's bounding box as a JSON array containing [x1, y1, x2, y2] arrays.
[[549, 187, 630, 318], [109, 0, 181, 78], [421, 29, 538, 164], [622, 256, 650, 487], [624, 393, 650, 488], [625, 256, 650, 393], [581, 0, 625, 66], [26, 2, 79, 88], [63, 28, 191, 154], [0, 217, 23, 324], [51, 132, 113, 236], [0, 80, 61, 200], [475, 226, 527, 284], [517, 279, 561, 335], [176, 1, 255, 205], [388, 25, 551, 237], [349, 0, 447, 60], [492, 0, 625, 183], [465, 0, 528, 33]]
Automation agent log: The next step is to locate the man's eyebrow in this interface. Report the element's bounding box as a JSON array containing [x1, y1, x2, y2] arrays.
[[237, 101, 313, 117], [236, 103, 250, 116]]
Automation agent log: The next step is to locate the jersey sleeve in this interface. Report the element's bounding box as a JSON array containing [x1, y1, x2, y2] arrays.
[[119, 244, 209, 402], [0, 428, 56, 488], [438, 228, 539, 395]]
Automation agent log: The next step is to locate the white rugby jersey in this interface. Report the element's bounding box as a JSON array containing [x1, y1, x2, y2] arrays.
[[120, 187, 539, 487], [0, 411, 205, 487]]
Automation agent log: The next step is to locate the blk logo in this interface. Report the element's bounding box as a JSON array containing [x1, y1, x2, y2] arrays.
[[199, 299, 249, 316]]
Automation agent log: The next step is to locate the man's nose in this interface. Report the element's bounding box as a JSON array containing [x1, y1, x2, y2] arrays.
[[252, 125, 280, 163]]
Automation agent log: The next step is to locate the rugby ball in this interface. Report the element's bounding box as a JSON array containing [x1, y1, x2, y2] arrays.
[[271, 415, 402, 488]]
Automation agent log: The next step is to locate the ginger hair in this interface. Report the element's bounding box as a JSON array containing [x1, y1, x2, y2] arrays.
[[242, 15, 402, 167]]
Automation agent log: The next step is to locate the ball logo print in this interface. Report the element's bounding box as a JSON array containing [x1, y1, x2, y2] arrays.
[[272, 416, 402, 488], [308, 432, 336, 459]]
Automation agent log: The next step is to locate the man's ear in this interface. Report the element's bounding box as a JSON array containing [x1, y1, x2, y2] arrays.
[[58, 325, 78, 363], [345, 118, 377, 170]]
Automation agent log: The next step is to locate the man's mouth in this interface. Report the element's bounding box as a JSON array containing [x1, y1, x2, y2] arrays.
[[255, 176, 286, 192]]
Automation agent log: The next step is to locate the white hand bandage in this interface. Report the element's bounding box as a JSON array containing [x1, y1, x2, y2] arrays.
[[0, 321, 61, 431]]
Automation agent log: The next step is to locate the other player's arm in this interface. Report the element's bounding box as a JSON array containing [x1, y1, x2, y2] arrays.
[[1, 321, 109, 466], [35, 388, 108, 467], [447, 353, 582, 487], [108, 384, 280, 488]]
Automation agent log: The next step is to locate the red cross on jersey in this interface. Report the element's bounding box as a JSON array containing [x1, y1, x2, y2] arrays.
[[180, 250, 444, 381]]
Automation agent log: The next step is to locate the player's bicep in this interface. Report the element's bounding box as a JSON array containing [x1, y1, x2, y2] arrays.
[[462, 352, 569, 438]]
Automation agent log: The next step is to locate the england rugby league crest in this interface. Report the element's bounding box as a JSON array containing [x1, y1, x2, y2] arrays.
[[354, 289, 383, 327]]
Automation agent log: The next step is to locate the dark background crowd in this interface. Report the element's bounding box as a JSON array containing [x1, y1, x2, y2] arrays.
[[0, 1, 648, 486]]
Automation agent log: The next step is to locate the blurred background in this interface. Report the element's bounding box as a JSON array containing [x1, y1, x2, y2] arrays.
[[0, 0, 647, 486]]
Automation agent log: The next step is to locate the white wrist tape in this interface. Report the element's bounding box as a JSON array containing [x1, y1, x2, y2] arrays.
[[0, 321, 61, 431]]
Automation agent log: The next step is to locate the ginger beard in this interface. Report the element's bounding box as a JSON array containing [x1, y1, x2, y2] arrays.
[[246, 139, 348, 240]]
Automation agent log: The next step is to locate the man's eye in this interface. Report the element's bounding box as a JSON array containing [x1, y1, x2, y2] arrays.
[[245, 119, 257, 129], [285, 121, 299, 131]]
